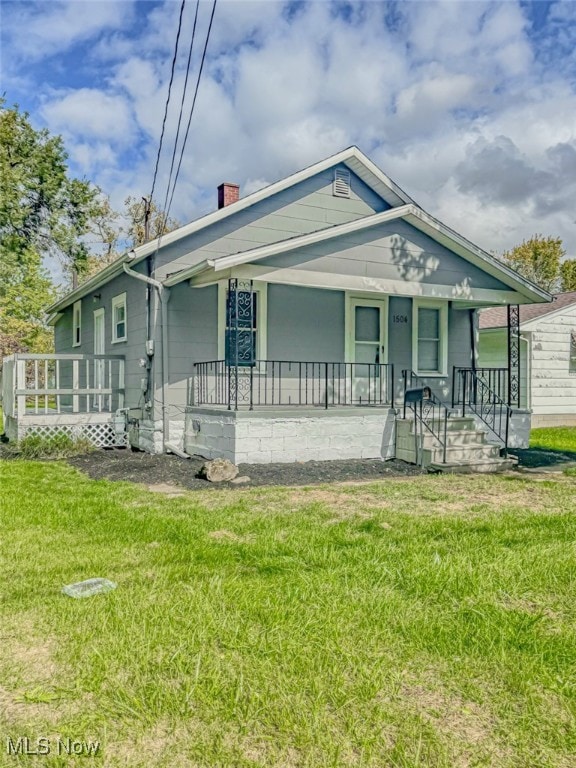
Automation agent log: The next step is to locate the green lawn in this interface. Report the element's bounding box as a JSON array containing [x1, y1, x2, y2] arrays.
[[0, 461, 575, 767], [530, 426, 576, 455]]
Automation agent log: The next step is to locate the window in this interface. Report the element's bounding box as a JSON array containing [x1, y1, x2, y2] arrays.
[[112, 293, 127, 343], [72, 300, 81, 347], [412, 300, 448, 375], [570, 330, 576, 373], [218, 281, 267, 362]]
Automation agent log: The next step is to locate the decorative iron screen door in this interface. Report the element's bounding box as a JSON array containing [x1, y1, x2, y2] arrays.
[[225, 278, 256, 408]]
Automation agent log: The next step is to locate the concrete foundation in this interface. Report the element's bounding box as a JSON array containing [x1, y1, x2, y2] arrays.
[[531, 413, 576, 428], [184, 406, 397, 464]]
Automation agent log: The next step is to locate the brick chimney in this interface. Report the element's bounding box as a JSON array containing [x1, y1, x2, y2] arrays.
[[217, 182, 240, 209]]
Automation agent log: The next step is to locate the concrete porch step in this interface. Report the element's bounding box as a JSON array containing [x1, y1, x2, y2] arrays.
[[428, 456, 518, 474], [424, 443, 502, 464], [410, 428, 490, 448]]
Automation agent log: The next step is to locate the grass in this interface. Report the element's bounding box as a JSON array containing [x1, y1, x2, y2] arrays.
[[0, 461, 575, 767], [530, 427, 576, 455]]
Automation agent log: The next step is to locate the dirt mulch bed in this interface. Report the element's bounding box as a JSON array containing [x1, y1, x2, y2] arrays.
[[67, 449, 425, 490]]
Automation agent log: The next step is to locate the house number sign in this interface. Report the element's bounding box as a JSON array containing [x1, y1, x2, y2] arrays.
[[392, 314, 408, 323]]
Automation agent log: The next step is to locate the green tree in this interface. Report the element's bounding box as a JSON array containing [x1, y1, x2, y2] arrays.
[[501, 235, 565, 292], [0, 100, 114, 356], [560, 259, 576, 292]]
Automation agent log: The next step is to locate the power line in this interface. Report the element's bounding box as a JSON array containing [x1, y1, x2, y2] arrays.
[[161, 0, 201, 219], [165, 0, 218, 223], [149, 0, 187, 204]]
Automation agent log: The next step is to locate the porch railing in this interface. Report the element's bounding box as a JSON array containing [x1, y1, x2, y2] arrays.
[[401, 369, 449, 464], [452, 367, 508, 406], [192, 360, 394, 410], [453, 367, 510, 456], [2, 354, 125, 419]]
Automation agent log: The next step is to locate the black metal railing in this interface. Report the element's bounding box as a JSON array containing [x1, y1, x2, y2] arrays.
[[452, 367, 508, 406], [192, 360, 395, 410], [453, 368, 511, 457], [402, 370, 449, 464]]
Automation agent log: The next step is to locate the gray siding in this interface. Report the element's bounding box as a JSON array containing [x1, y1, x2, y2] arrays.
[[260, 219, 508, 292], [54, 272, 148, 409], [388, 296, 413, 400], [154, 165, 388, 279], [163, 284, 218, 409], [267, 285, 344, 361]]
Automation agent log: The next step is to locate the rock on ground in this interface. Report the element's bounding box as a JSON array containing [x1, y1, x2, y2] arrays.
[[200, 458, 239, 483]]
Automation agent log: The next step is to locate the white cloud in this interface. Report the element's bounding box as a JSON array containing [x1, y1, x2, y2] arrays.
[[41, 88, 135, 144], [4, 0, 134, 61], [3, 0, 576, 261]]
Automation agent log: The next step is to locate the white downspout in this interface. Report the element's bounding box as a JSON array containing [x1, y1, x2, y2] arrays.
[[123, 263, 171, 451]]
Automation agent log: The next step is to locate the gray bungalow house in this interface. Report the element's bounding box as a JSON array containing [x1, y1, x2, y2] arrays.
[[2, 147, 550, 470]]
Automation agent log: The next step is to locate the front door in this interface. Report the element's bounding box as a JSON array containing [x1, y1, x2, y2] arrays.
[[348, 298, 388, 403], [94, 309, 105, 409]]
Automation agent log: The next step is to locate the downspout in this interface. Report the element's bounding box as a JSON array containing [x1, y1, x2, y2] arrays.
[[123, 263, 171, 451]]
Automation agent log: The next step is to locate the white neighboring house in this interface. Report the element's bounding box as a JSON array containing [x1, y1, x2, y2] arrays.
[[479, 292, 576, 427]]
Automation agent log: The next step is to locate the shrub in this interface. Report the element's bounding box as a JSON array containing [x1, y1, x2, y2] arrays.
[[11, 432, 95, 459]]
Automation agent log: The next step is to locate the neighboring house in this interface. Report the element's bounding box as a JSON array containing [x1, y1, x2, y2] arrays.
[[479, 292, 576, 427], [2, 147, 551, 469]]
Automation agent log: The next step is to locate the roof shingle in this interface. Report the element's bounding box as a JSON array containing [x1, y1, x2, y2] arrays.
[[479, 292, 576, 329]]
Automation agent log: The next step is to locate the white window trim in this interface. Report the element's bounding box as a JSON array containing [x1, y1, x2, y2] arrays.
[[344, 293, 389, 364], [412, 299, 448, 376], [217, 280, 268, 362], [111, 293, 127, 344], [72, 300, 82, 347]]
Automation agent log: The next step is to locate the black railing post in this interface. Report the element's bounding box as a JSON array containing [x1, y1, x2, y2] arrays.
[[462, 370, 467, 416], [390, 364, 395, 408], [324, 363, 329, 409], [451, 366, 457, 408]]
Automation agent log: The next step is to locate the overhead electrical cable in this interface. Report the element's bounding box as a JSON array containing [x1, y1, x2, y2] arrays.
[[149, 0, 187, 204], [165, 0, 218, 223], [160, 0, 201, 219]]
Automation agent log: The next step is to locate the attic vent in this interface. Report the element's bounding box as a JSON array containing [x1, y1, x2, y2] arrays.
[[571, 330, 576, 359], [333, 169, 350, 198]]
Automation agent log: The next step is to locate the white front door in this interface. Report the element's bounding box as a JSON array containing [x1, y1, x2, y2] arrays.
[[347, 298, 388, 403], [350, 298, 388, 365], [94, 309, 105, 408]]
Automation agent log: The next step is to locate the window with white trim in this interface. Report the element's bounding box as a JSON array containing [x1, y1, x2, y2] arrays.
[[412, 300, 448, 375], [111, 293, 127, 343], [72, 300, 82, 347]]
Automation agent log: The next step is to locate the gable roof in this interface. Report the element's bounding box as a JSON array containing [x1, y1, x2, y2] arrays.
[[48, 145, 551, 313], [479, 291, 576, 329], [164, 203, 551, 304], [48, 146, 415, 313]]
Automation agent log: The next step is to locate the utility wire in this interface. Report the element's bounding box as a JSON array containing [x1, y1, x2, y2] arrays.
[[149, 0, 187, 204], [160, 0, 201, 219], [165, 0, 218, 223]]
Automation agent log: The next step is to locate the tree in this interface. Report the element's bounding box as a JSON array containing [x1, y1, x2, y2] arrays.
[[560, 260, 576, 292], [0, 100, 112, 282], [0, 100, 113, 357], [501, 235, 565, 292], [82, 196, 181, 280]]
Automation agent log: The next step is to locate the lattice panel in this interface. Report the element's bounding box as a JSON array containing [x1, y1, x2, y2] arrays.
[[19, 422, 127, 448]]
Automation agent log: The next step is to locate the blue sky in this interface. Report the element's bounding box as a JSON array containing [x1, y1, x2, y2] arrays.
[[2, 0, 576, 260]]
